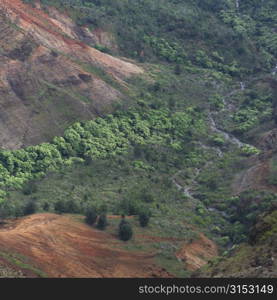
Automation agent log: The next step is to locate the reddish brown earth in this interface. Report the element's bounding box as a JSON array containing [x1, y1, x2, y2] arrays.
[[176, 233, 218, 271], [0, 0, 142, 79], [0, 213, 172, 278], [136, 230, 219, 272], [0, 0, 143, 149]]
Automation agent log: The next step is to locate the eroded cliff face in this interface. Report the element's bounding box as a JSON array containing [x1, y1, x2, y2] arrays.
[[0, 0, 143, 149]]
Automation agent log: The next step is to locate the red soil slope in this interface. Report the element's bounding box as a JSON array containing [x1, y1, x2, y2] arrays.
[[0, 0, 143, 80], [0, 0, 143, 149], [176, 233, 218, 271], [0, 213, 172, 278]]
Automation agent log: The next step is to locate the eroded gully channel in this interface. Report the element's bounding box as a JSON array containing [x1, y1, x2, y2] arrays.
[[172, 81, 251, 200], [173, 60, 277, 205]]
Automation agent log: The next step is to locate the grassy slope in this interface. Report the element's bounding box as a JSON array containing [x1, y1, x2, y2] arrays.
[[2, 0, 276, 277]]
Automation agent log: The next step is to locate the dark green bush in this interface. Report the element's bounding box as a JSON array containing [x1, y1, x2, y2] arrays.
[[85, 207, 98, 226], [97, 213, 108, 230], [119, 218, 133, 241], [23, 201, 37, 215], [139, 212, 150, 227]]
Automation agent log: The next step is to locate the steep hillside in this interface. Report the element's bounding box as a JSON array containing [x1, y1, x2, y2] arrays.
[[0, 0, 142, 149], [0, 0, 276, 278], [0, 213, 172, 277]]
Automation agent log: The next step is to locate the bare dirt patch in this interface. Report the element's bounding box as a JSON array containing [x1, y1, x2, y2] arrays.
[[176, 233, 218, 271], [0, 213, 172, 278]]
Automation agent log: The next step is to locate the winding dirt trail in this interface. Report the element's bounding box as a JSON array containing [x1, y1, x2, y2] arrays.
[[0, 213, 172, 278]]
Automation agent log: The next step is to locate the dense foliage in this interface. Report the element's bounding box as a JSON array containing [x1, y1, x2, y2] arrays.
[[6, 0, 277, 276], [0, 106, 204, 204], [23, 0, 277, 75]]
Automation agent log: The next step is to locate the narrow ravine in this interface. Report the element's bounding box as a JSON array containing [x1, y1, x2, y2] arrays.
[[172, 60, 276, 201], [172, 81, 252, 199], [172, 169, 200, 199], [207, 112, 247, 148], [208, 82, 251, 149]]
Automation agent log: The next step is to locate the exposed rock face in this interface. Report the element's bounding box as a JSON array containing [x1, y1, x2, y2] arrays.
[[0, 0, 143, 149]]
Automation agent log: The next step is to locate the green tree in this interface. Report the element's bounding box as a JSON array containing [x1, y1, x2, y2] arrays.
[[54, 200, 66, 214], [23, 201, 37, 215], [139, 211, 150, 227], [85, 207, 98, 226], [66, 199, 80, 213], [22, 181, 37, 195], [97, 213, 108, 230], [98, 203, 108, 214], [119, 217, 133, 241]]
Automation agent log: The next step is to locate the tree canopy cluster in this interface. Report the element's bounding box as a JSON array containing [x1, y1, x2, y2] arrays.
[[0, 107, 204, 203]]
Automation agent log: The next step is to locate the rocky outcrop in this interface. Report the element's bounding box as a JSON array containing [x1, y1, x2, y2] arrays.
[[0, 0, 143, 149]]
